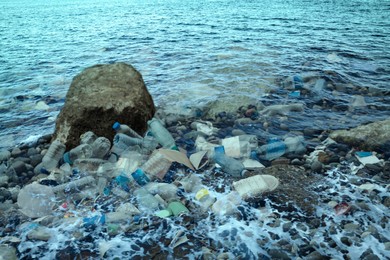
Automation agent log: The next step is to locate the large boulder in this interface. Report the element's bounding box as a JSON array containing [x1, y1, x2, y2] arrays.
[[53, 63, 155, 149], [330, 119, 390, 151]]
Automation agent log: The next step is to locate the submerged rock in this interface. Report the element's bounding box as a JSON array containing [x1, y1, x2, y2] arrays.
[[330, 119, 390, 151], [53, 62, 155, 149]]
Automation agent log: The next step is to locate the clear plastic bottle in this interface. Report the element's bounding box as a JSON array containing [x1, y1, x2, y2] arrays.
[[180, 174, 215, 212], [140, 151, 172, 180], [147, 118, 178, 150], [112, 122, 142, 139], [42, 140, 66, 170], [91, 137, 111, 159], [131, 168, 151, 186], [63, 144, 93, 165], [134, 187, 161, 212], [212, 146, 245, 177], [80, 131, 97, 145], [257, 138, 286, 161]]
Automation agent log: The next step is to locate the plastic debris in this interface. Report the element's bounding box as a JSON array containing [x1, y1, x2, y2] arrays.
[[17, 183, 56, 218], [334, 202, 352, 216], [355, 151, 381, 165], [233, 175, 279, 200]]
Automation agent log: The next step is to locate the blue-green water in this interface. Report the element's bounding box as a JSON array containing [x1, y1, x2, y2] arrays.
[[1, 0, 389, 148]]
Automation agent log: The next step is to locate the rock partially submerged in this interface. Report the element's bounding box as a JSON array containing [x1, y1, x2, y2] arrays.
[[53, 62, 155, 149], [330, 119, 390, 151]]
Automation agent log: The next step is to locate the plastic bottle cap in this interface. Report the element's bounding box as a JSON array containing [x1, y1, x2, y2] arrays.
[[112, 122, 120, 131], [214, 146, 225, 154], [63, 152, 72, 164]]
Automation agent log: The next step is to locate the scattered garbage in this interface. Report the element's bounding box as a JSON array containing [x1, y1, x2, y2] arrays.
[[355, 151, 381, 165]]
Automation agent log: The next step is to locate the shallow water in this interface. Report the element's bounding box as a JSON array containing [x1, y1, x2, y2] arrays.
[[1, 0, 390, 148]]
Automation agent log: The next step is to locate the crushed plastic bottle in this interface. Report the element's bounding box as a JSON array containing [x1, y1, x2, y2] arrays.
[[212, 146, 245, 177], [42, 140, 66, 170], [134, 188, 162, 212], [147, 118, 178, 150], [63, 144, 93, 165], [91, 137, 111, 159], [140, 151, 172, 180], [167, 201, 189, 216], [80, 131, 97, 145]]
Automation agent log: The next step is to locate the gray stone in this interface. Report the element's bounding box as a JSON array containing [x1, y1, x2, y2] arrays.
[[0, 175, 9, 188], [267, 249, 290, 260], [27, 226, 52, 241], [8, 161, 27, 176], [330, 119, 390, 150], [52, 62, 155, 149], [305, 251, 327, 260], [11, 147, 22, 157], [231, 129, 246, 136], [311, 160, 323, 172], [343, 223, 360, 233], [0, 245, 17, 260], [27, 147, 39, 156], [0, 150, 11, 161], [282, 222, 293, 232], [30, 154, 43, 167]]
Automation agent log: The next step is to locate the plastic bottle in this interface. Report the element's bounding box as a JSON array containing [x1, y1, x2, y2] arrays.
[[63, 144, 93, 165], [144, 182, 179, 202], [42, 140, 66, 170], [257, 138, 286, 161], [91, 137, 111, 159], [52, 176, 96, 193], [134, 188, 161, 212], [180, 174, 215, 212], [73, 158, 108, 173], [147, 118, 178, 150], [131, 168, 151, 186], [80, 131, 97, 145], [140, 151, 172, 180], [293, 75, 304, 90], [113, 133, 157, 155], [112, 122, 142, 139], [212, 146, 245, 177]]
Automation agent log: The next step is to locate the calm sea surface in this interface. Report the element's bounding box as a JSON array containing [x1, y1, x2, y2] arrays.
[[1, 0, 389, 149]]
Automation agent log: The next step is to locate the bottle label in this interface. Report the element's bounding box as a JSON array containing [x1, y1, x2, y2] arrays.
[[195, 188, 209, 200]]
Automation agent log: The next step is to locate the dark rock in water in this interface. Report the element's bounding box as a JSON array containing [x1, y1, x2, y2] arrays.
[[52, 62, 155, 149]]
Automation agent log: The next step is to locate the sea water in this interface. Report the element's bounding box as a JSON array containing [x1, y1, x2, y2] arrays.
[[0, 0, 389, 148]]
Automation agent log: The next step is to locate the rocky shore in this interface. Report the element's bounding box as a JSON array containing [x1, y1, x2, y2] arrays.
[[0, 104, 389, 259], [0, 64, 389, 259]]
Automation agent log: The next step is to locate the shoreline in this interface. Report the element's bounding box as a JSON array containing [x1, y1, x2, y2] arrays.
[[1, 103, 389, 259]]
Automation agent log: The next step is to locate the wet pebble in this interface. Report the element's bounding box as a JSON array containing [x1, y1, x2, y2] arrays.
[[0, 150, 11, 161], [27, 226, 52, 241], [27, 147, 39, 156], [0, 175, 9, 188], [11, 147, 22, 157], [311, 160, 323, 172], [8, 161, 27, 176], [267, 249, 290, 259]]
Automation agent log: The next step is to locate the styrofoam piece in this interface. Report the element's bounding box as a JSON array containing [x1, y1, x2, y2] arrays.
[[356, 154, 381, 165], [195, 121, 215, 136], [242, 159, 265, 170], [233, 175, 279, 199], [221, 136, 241, 158]]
